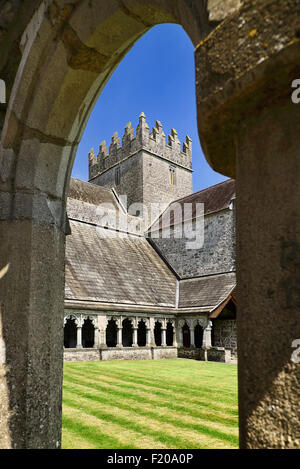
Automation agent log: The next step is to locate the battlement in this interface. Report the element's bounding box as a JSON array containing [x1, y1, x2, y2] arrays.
[[89, 113, 192, 180]]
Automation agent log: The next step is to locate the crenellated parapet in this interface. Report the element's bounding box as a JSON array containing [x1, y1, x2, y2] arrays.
[[89, 112, 192, 180]]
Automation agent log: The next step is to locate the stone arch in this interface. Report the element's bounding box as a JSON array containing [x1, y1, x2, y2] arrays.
[[154, 320, 162, 346], [182, 322, 190, 348], [82, 317, 95, 348], [63, 317, 77, 348], [2, 0, 299, 452], [137, 319, 146, 347], [0, 1, 215, 448], [122, 317, 133, 347], [166, 321, 174, 346], [106, 317, 117, 348], [194, 324, 203, 349]]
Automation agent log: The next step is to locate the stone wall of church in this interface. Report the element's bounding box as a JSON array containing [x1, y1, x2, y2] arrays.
[[88, 115, 193, 220], [64, 349, 101, 362], [142, 151, 193, 223], [90, 152, 144, 213], [212, 319, 237, 357], [149, 208, 236, 278], [89, 150, 192, 221], [64, 346, 177, 362], [178, 347, 232, 363]]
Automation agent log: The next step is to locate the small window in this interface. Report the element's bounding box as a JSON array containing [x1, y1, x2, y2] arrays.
[[169, 166, 176, 185], [115, 166, 121, 185]]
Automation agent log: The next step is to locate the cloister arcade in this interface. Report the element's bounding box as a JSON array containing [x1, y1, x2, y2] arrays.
[[63, 314, 212, 351], [0, 0, 299, 450]]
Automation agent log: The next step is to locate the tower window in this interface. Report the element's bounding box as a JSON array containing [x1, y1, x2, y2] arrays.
[[115, 166, 121, 185], [169, 166, 176, 185]]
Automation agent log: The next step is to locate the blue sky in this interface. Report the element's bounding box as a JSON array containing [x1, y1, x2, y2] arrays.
[[72, 24, 228, 192]]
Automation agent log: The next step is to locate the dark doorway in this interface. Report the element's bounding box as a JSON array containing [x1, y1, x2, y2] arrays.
[[154, 321, 162, 346], [82, 318, 95, 348], [195, 324, 203, 348], [64, 318, 77, 348], [138, 320, 146, 346], [122, 318, 133, 347], [106, 318, 117, 347], [166, 322, 174, 346], [182, 323, 190, 348]]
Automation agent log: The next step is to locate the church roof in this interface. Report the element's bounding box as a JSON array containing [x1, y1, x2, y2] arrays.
[[69, 177, 119, 209], [65, 178, 236, 314], [67, 178, 144, 235], [65, 220, 177, 308], [178, 272, 236, 310], [148, 178, 235, 232]]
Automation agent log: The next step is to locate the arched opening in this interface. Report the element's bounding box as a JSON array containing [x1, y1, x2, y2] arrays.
[[0, 1, 240, 450], [82, 318, 95, 348], [166, 322, 174, 346], [122, 319, 133, 347], [64, 318, 77, 348], [182, 323, 190, 348], [154, 321, 162, 346], [106, 318, 117, 347], [137, 320, 146, 347], [194, 324, 203, 348]]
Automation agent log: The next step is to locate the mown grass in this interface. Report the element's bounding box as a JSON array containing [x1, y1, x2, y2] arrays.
[[62, 359, 238, 449]]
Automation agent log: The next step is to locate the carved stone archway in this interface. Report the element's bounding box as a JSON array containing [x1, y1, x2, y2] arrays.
[[0, 0, 299, 450]]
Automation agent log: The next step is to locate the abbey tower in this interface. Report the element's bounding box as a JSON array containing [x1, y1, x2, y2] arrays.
[[88, 113, 193, 221]]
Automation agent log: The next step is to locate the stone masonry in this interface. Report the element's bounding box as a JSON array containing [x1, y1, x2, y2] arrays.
[[150, 208, 236, 278], [0, 0, 299, 450], [89, 113, 193, 220]]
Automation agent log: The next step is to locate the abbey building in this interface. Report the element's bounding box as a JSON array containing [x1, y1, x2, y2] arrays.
[[64, 113, 236, 363]]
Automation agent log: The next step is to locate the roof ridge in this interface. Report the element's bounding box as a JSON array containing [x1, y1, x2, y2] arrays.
[[70, 177, 114, 194], [171, 178, 234, 205], [180, 271, 236, 282]]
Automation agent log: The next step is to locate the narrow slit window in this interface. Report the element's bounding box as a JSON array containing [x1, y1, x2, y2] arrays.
[[169, 166, 176, 185], [115, 166, 121, 185]]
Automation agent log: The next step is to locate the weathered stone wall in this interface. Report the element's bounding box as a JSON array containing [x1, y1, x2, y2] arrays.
[[152, 346, 177, 360], [150, 208, 235, 278], [178, 347, 204, 360], [90, 152, 143, 214], [178, 347, 231, 363], [213, 319, 237, 357], [142, 151, 193, 222], [89, 116, 192, 179], [89, 116, 193, 221], [101, 347, 152, 361], [207, 347, 232, 363], [64, 346, 177, 362], [64, 348, 100, 362]]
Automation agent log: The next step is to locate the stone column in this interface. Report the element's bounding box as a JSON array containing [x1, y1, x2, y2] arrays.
[[76, 325, 82, 349], [172, 325, 177, 347], [202, 322, 212, 349], [190, 326, 195, 348], [149, 317, 156, 346], [146, 328, 151, 347], [0, 201, 66, 449], [94, 328, 100, 349], [196, 2, 300, 448], [161, 328, 166, 347], [177, 322, 184, 347], [99, 316, 108, 347], [133, 327, 138, 347], [117, 326, 123, 347]]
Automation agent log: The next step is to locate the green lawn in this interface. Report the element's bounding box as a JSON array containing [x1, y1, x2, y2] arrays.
[[62, 359, 238, 449]]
